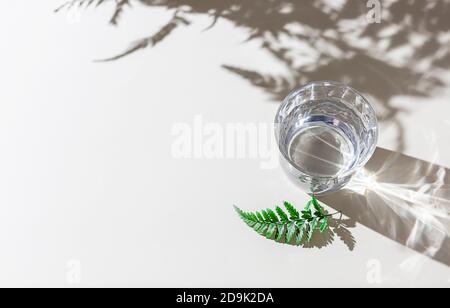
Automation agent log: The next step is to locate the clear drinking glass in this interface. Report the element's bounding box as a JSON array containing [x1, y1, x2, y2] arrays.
[[275, 81, 378, 195]]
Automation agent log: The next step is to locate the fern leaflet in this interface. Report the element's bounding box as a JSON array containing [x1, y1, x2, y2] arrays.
[[234, 196, 336, 245]]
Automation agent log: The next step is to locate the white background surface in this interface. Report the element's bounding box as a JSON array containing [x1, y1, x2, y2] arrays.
[[0, 1, 449, 287]]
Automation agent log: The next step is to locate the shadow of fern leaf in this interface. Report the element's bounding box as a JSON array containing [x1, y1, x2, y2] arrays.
[[55, 0, 109, 13], [57, 0, 450, 152], [334, 226, 356, 251], [110, 0, 130, 25], [301, 227, 335, 249], [222, 65, 293, 101], [328, 217, 357, 251], [96, 13, 190, 62], [300, 217, 356, 250]]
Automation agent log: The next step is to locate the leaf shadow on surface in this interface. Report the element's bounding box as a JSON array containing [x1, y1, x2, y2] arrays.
[[57, 0, 450, 152], [299, 216, 356, 250]]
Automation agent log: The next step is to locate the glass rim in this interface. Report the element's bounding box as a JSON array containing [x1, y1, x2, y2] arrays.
[[274, 80, 379, 180]]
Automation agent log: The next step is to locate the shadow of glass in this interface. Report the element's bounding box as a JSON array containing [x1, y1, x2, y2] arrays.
[[319, 147, 450, 267]]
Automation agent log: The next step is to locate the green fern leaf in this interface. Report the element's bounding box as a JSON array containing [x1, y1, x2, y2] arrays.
[[295, 220, 307, 245], [320, 217, 328, 233], [266, 224, 277, 239], [284, 201, 300, 220], [261, 210, 271, 222], [233, 206, 248, 220], [311, 195, 324, 216], [256, 212, 264, 222], [275, 206, 289, 222], [305, 200, 312, 211], [275, 224, 286, 242], [242, 212, 252, 221], [266, 209, 279, 222], [248, 212, 258, 221], [308, 218, 319, 242], [234, 198, 335, 246], [286, 222, 298, 243], [252, 222, 262, 232], [257, 224, 269, 236], [244, 219, 257, 228], [301, 209, 313, 221]]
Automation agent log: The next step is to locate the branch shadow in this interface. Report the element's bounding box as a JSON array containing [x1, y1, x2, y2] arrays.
[[318, 147, 450, 267], [57, 0, 450, 152]]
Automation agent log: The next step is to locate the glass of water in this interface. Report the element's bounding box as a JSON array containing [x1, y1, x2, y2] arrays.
[[275, 81, 378, 195]]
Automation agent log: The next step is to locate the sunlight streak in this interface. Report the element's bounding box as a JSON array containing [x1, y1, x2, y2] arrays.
[[345, 156, 450, 263]]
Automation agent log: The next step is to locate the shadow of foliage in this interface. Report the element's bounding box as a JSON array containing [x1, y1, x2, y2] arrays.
[[57, 0, 450, 152], [301, 215, 356, 250]]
